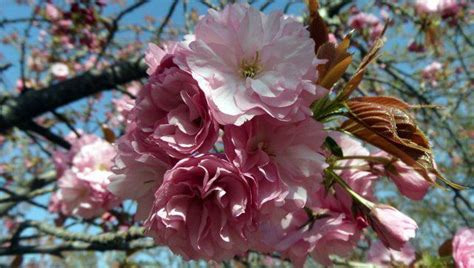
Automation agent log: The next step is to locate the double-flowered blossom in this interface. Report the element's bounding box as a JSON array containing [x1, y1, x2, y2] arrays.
[[108, 38, 219, 219], [145, 154, 255, 261], [452, 228, 474, 268], [108, 125, 172, 220], [133, 41, 219, 159], [185, 3, 324, 125], [223, 116, 327, 210], [50, 134, 120, 219]]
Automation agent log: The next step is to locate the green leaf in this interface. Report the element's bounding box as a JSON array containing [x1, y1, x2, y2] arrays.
[[324, 136, 343, 158]]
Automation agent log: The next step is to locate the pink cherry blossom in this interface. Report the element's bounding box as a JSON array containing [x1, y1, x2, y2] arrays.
[[108, 125, 172, 220], [367, 240, 416, 267], [422, 61, 443, 86], [112, 82, 140, 123], [415, 0, 463, 17], [132, 41, 219, 159], [348, 12, 384, 41], [144, 42, 178, 76], [51, 62, 70, 79], [416, 0, 442, 14], [223, 116, 327, 210], [50, 134, 120, 218], [452, 228, 474, 268], [52, 133, 99, 177], [372, 151, 432, 200], [50, 169, 120, 219], [253, 210, 360, 267], [45, 3, 60, 20], [70, 136, 116, 174], [348, 12, 381, 29], [439, 0, 463, 18], [145, 154, 255, 261], [185, 3, 323, 125], [369, 205, 418, 250]]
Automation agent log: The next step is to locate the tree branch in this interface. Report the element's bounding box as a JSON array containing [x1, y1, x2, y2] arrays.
[[0, 58, 146, 133]]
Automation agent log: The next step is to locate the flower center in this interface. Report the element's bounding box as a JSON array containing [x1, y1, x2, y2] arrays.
[[96, 163, 108, 171], [240, 52, 262, 79]]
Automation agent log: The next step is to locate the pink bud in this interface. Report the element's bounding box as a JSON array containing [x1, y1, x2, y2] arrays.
[[45, 3, 60, 20], [369, 205, 418, 250]]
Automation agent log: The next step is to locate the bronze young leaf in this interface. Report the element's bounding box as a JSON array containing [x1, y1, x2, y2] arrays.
[[341, 96, 464, 190]]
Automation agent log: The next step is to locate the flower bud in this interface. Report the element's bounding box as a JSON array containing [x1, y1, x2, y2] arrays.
[[369, 205, 418, 250]]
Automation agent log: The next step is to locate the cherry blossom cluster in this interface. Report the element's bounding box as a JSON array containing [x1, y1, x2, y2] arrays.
[[49, 133, 120, 219], [101, 4, 437, 266], [415, 0, 466, 19], [45, 2, 105, 51], [348, 8, 387, 42]]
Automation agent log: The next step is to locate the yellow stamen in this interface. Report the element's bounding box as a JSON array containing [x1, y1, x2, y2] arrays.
[[240, 52, 262, 79]]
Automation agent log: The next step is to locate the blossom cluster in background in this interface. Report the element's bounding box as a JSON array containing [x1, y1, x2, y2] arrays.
[[50, 133, 120, 219]]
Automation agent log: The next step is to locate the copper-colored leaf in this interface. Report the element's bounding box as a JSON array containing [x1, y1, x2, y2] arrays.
[[307, 0, 328, 54], [316, 33, 353, 89], [101, 124, 116, 143], [319, 55, 353, 89], [438, 238, 453, 257], [341, 96, 464, 189], [337, 39, 384, 101]]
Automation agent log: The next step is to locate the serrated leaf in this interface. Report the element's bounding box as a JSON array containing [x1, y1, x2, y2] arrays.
[[336, 38, 384, 101], [341, 96, 464, 190]]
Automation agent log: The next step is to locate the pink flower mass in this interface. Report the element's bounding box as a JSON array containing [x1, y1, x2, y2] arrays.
[[145, 154, 255, 261], [184, 3, 323, 125], [50, 134, 120, 219], [223, 116, 327, 210], [453, 228, 474, 268], [104, 3, 429, 265]]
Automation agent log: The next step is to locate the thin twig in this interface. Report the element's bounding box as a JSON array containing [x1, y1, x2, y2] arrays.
[[156, 0, 179, 40]]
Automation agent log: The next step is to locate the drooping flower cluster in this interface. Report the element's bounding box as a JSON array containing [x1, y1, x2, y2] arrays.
[[109, 3, 426, 266], [49, 133, 120, 219]]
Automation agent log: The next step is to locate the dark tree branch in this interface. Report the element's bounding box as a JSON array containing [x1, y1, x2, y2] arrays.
[[95, 0, 150, 65], [0, 58, 146, 133], [156, 0, 179, 40], [0, 240, 156, 256], [0, 171, 56, 216], [19, 121, 71, 149]]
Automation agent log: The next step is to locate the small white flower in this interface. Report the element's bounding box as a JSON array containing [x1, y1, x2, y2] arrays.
[[51, 62, 70, 79]]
